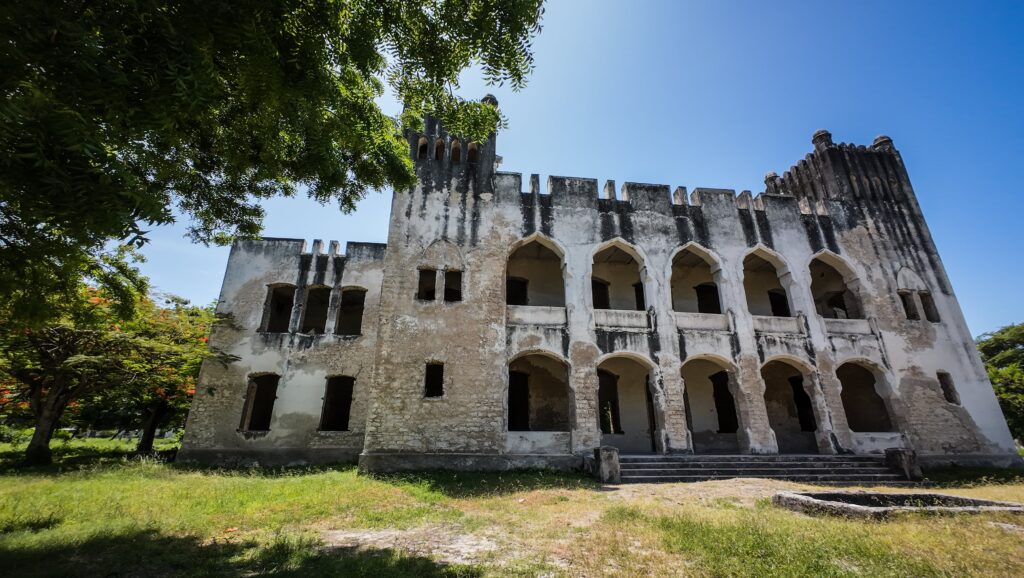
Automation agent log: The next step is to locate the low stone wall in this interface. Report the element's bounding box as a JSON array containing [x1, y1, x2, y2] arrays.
[[357, 452, 583, 473]]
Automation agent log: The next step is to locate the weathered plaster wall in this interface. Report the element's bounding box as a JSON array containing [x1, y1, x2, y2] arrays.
[[181, 120, 1020, 470]]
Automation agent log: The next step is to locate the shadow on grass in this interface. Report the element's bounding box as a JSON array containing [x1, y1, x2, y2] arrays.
[[924, 466, 1024, 487], [0, 444, 175, 475], [365, 469, 598, 498], [0, 529, 483, 578]]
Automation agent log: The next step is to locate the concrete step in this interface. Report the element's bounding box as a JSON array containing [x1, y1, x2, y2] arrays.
[[620, 473, 911, 484], [619, 467, 896, 477], [620, 460, 885, 470], [618, 454, 885, 463]]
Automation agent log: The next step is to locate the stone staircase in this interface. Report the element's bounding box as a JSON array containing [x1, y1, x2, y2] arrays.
[[618, 454, 915, 485]]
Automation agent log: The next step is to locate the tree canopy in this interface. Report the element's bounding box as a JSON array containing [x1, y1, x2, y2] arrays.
[[977, 323, 1024, 442], [1, 0, 545, 325]]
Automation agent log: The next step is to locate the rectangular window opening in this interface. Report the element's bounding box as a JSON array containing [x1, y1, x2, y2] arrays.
[[444, 270, 463, 302], [898, 291, 919, 320], [300, 286, 331, 334], [506, 277, 529, 306], [633, 282, 646, 311], [592, 279, 611, 310], [335, 289, 366, 336], [320, 376, 355, 431], [597, 370, 622, 434], [695, 283, 722, 314], [937, 371, 960, 405], [240, 374, 279, 431], [508, 371, 530, 431], [919, 291, 941, 323], [424, 363, 444, 398], [417, 269, 436, 301], [262, 286, 295, 333], [768, 289, 791, 317]]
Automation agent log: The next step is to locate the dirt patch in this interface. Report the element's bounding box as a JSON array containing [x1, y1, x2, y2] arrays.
[[322, 525, 499, 565], [607, 478, 805, 507]]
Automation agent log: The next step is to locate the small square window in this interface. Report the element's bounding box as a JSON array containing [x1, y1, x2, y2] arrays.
[[937, 371, 960, 405], [919, 291, 941, 323], [417, 269, 436, 301], [444, 271, 462, 302], [898, 291, 919, 320], [424, 363, 444, 398]]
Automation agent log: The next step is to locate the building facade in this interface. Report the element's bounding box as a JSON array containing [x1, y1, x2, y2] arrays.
[[179, 110, 1020, 471]]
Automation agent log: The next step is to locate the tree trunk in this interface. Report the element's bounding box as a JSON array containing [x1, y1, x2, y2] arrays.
[[136, 399, 169, 454], [24, 380, 71, 466], [25, 406, 62, 465]]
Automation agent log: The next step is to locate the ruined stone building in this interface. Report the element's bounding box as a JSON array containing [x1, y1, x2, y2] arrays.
[[179, 105, 1020, 472]]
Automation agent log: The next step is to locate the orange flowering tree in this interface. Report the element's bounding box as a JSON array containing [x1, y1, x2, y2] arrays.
[[75, 295, 220, 453], [1, 283, 148, 464]]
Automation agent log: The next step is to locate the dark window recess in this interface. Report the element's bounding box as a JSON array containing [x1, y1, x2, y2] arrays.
[[335, 289, 366, 336], [300, 287, 331, 334], [320, 376, 354, 431], [644, 379, 657, 452], [898, 291, 919, 320], [919, 291, 941, 322], [424, 363, 444, 398], [768, 289, 791, 317], [434, 139, 445, 160], [508, 371, 530, 431], [823, 292, 849, 319], [263, 286, 295, 333], [592, 279, 611, 310], [240, 375, 278, 431], [417, 138, 428, 159], [417, 269, 436, 301], [695, 283, 722, 314], [937, 372, 960, 405], [506, 277, 529, 306], [467, 143, 480, 163], [633, 282, 646, 311], [788, 376, 817, 432], [711, 371, 739, 433], [444, 271, 463, 302], [597, 369, 622, 434], [451, 141, 461, 164]]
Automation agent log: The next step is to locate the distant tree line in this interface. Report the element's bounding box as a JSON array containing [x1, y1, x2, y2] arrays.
[[0, 268, 223, 464], [977, 323, 1024, 443]]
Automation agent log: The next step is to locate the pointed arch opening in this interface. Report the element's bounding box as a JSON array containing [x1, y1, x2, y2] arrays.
[[761, 359, 818, 453], [506, 236, 565, 307], [671, 245, 721, 314], [743, 250, 791, 317], [682, 357, 739, 454], [810, 254, 863, 319], [837, 362, 894, 432], [417, 136, 429, 160], [467, 142, 480, 163], [592, 241, 645, 311], [450, 139, 462, 164], [434, 138, 445, 160], [596, 355, 658, 453], [507, 353, 570, 432]]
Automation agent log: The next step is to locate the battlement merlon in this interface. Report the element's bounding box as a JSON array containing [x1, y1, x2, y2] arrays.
[[489, 130, 915, 216]]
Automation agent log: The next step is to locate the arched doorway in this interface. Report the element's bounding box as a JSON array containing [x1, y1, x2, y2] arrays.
[[592, 242, 645, 311], [809, 254, 863, 319], [681, 357, 740, 453], [506, 236, 566, 307], [507, 353, 571, 432], [743, 249, 791, 317], [671, 244, 722, 314], [761, 359, 818, 454], [596, 356, 658, 453], [837, 362, 894, 433]]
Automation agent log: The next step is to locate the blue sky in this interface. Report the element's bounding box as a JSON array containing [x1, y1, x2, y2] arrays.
[[139, 0, 1024, 336]]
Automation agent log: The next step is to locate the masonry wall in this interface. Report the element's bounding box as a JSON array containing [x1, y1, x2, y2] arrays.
[[180, 120, 1020, 470]]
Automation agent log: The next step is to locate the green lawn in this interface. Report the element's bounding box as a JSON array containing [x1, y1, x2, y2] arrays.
[[1, 439, 1023, 577]]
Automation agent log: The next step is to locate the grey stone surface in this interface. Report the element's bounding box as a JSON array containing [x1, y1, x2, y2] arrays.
[[773, 491, 1024, 518], [178, 111, 1021, 473]]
